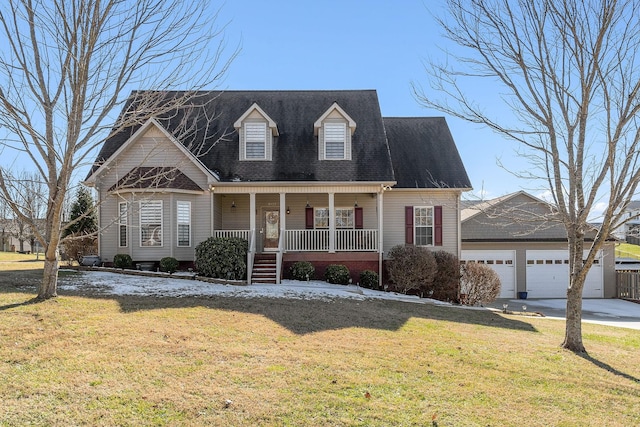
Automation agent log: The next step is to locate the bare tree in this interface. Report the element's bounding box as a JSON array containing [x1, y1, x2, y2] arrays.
[[0, 0, 235, 299], [415, 0, 640, 352]]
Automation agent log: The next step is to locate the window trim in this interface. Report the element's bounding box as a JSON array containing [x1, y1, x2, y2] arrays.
[[139, 200, 163, 247], [118, 202, 128, 247], [176, 201, 191, 247]]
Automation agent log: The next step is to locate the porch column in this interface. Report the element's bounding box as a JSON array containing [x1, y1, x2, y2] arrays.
[[279, 192, 286, 243], [378, 189, 384, 289], [250, 193, 256, 250], [329, 192, 335, 253]]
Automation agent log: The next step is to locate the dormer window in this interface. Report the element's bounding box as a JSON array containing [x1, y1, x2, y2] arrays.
[[234, 103, 278, 161], [244, 122, 267, 159], [324, 122, 347, 159], [315, 102, 356, 161]]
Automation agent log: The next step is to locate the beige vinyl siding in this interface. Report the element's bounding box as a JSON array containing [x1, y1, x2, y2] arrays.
[[96, 125, 212, 263], [382, 190, 461, 257], [98, 192, 126, 262], [97, 131, 210, 193]]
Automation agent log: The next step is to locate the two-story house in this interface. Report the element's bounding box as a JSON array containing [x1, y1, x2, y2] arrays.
[[84, 90, 471, 284]]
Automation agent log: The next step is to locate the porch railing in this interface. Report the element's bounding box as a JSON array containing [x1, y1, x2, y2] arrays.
[[335, 229, 378, 251], [285, 229, 329, 251], [214, 229, 250, 241], [284, 229, 378, 252]]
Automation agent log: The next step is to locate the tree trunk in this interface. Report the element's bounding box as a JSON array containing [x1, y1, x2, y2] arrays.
[[38, 246, 58, 299], [562, 272, 586, 353]]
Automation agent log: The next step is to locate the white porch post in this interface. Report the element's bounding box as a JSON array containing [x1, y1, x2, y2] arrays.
[[378, 189, 384, 289], [329, 192, 335, 253], [250, 193, 256, 232], [279, 192, 286, 234]]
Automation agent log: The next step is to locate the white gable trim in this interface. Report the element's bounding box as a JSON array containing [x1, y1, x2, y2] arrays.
[[234, 103, 279, 136], [314, 102, 356, 136], [84, 118, 218, 186]]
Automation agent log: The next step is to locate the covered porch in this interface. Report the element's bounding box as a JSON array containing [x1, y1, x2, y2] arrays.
[[210, 182, 390, 284]]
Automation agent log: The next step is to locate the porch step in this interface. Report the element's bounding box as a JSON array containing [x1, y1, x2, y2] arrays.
[[252, 253, 277, 284]]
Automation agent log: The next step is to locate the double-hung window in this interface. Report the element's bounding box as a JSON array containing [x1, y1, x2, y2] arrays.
[[314, 208, 329, 229], [324, 122, 347, 159], [414, 206, 434, 246], [244, 122, 267, 159], [335, 208, 354, 228], [140, 200, 162, 247], [118, 202, 128, 247], [314, 207, 354, 229], [177, 201, 191, 247]]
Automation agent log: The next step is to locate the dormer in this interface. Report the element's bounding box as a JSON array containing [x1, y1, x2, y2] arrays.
[[314, 102, 356, 161], [234, 103, 279, 161]]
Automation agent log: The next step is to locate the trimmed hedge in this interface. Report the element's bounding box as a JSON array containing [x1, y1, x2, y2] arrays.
[[113, 253, 132, 269], [160, 257, 179, 274], [359, 270, 379, 290], [195, 237, 248, 280], [291, 261, 315, 281], [325, 264, 350, 285]]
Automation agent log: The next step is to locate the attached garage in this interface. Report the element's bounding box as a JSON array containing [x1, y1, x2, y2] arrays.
[[525, 250, 603, 298], [461, 191, 616, 299], [461, 250, 516, 298]]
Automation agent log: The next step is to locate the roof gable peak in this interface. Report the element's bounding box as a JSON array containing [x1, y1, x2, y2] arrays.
[[233, 102, 279, 136], [314, 102, 356, 136]]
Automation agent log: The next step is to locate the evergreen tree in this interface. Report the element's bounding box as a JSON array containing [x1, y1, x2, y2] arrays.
[[64, 187, 97, 237]]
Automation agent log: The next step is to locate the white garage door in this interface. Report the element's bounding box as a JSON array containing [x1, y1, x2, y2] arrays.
[[525, 250, 603, 298], [461, 250, 516, 299]]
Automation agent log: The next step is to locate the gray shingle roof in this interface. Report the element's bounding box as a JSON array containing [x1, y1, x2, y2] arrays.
[[383, 117, 472, 189], [108, 167, 202, 192], [89, 91, 470, 189]]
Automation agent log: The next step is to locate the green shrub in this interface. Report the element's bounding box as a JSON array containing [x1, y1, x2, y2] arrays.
[[359, 270, 379, 289], [324, 264, 350, 285], [460, 262, 501, 306], [291, 261, 315, 281], [431, 250, 461, 302], [195, 237, 248, 280], [386, 245, 436, 294], [113, 253, 132, 269], [160, 257, 179, 274]]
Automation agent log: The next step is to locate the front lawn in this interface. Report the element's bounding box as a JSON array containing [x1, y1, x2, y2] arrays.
[[1, 268, 639, 426]]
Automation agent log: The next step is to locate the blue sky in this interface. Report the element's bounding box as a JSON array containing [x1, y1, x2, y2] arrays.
[[216, 0, 533, 200]]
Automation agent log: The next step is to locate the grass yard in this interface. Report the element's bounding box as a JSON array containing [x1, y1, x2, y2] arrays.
[[1, 257, 639, 426], [615, 242, 640, 260]]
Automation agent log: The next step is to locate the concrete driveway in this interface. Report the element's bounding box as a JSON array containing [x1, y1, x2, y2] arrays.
[[487, 298, 640, 330]]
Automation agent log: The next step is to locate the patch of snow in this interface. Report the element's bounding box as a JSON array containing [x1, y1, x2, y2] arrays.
[[58, 270, 448, 305]]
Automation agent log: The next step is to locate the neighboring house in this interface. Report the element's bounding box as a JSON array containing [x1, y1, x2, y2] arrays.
[[0, 218, 43, 253], [461, 191, 616, 299], [84, 90, 471, 283], [618, 200, 640, 243]]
